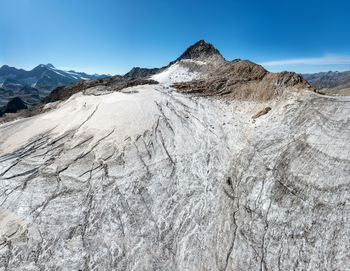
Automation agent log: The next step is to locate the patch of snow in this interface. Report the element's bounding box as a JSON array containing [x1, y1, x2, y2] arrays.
[[50, 69, 69, 78], [151, 60, 203, 85], [65, 71, 82, 80], [46, 66, 99, 81]]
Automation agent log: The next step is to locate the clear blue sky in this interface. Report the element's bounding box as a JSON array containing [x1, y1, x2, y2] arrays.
[[1, 0, 349, 75]]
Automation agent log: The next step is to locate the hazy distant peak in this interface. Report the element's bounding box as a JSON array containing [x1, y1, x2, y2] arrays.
[[46, 63, 55, 69]]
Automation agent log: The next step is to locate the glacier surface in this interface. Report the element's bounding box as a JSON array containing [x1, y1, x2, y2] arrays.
[[0, 63, 349, 270]]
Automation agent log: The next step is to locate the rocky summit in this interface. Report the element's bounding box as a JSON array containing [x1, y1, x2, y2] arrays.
[[0, 41, 349, 271], [171, 39, 225, 63]]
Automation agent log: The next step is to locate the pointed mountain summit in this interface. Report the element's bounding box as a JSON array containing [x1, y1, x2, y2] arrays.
[[172, 40, 225, 63], [125, 40, 225, 77]]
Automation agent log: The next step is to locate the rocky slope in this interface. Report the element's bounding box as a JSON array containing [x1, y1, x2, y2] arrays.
[[0, 41, 349, 271], [173, 60, 313, 101]]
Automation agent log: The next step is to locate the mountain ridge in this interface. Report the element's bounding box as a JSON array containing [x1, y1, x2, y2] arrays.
[[45, 41, 313, 104], [0, 64, 108, 107], [301, 70, 350, 95], [0, 40, 314, 122]]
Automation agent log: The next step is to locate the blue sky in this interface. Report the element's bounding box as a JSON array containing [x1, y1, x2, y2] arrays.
[[1, 0, 349, 75]]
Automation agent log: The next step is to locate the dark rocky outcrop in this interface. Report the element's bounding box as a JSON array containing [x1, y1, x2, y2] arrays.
[[0, 97, 27, 117], [124, 67, 160, 78], [170, 40, 225, 64]]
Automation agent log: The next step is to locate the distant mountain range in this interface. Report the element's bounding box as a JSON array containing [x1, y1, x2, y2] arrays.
[[0, 64, 108, 106], [301, 71, 350, 95]]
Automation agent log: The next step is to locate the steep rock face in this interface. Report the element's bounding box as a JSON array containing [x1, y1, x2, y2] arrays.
[[0, 41, 349, 271], [171, 40, 225, 64]]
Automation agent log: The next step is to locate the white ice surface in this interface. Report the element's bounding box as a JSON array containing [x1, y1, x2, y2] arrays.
[[0, 84, 164, 156], [151, 60, 202, 85]]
